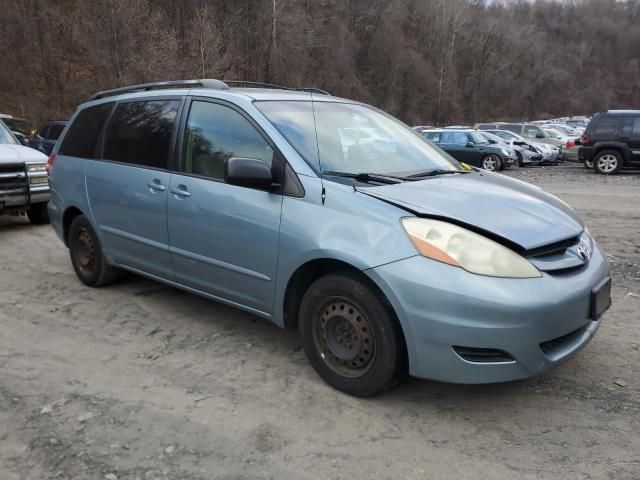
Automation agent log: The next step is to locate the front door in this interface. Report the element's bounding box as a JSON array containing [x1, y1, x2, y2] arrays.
[[167, 99, 283, 315], [86, 99, 180, 279]]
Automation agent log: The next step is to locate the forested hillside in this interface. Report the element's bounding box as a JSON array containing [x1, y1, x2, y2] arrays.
[[1, 0, 639, 125]]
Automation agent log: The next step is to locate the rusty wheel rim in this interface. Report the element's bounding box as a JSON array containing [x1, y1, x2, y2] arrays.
[[74, 227, 96, 276], [313, 298, 375, 378]]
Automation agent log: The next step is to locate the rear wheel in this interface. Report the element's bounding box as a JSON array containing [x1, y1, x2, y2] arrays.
[[481, 154, 501, 172], [299, 272, 405, 397], [68, 215, 121, 287], [27, 203, 49, 224], [594, 150, 622, 175]]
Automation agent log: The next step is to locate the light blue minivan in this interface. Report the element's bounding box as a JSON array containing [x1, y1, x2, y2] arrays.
[[47, 80, 611, 396]]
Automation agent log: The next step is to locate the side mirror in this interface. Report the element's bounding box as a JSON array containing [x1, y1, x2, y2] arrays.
[[535, 133, 544, 139], [225, 157, 273, 190], [466, 141, 475, 148]]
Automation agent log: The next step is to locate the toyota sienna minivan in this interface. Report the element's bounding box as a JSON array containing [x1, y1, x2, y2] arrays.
[[48, 80, 611, 396]]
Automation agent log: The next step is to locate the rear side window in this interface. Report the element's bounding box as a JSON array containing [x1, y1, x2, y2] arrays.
[[48, 124, 65, 140], [422, 131, 440, 142], [440, 131, 467, 145], [103, 100, 179, 169], [37, 126, 49, 138], [60, 102, 114, 158], [621, 116, 640, 136], [593, 116, 619, 136], [476, 124, 494, 130]]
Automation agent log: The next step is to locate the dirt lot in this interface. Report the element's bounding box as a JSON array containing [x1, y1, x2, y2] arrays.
[[1, 163, 639, 480]]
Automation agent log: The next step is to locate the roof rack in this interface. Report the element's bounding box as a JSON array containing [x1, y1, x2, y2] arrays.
[[223, 80, 330, 95], [87, 79, 230, 101], [87, 79, 331, 102]]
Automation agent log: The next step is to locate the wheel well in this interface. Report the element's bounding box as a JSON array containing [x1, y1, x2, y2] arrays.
[[283, 258, 409, 371], [594, 147, 625, 163], [62, 206, 83, 246]]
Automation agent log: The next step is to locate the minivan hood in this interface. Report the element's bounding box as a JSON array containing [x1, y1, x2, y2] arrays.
[[0, 144, 48, 164], [357, 172, 583, 251]]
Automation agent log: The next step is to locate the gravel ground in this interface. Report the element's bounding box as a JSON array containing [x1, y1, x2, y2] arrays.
[[1, 162, 639, 480]]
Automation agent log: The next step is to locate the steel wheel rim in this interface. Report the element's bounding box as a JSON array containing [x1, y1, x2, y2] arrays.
[[75, 227, 96, 276], [586, 159, 593, 169], [313, 298, 375, 378], [483, 156, 497, 171], [598, 154, 617, 172]]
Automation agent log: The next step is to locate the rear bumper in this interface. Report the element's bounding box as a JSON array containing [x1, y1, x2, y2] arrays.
[[366, 243, 610, 384], [579, 146, 595, 162]]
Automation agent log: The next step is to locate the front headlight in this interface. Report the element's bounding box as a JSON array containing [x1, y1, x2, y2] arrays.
[[401, 218, 541, 278], [27, 163, 47, 172]]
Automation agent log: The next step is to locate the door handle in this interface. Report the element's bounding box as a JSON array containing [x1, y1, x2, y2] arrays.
[[170, 185, 191, 198], [147, 180, 166, 192]]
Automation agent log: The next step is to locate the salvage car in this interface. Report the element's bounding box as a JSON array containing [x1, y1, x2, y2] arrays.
[[478, 130, 543, 166], [0, 119, 50, 224], [48, 79, 611, 396], [487, 129, 560, 164]]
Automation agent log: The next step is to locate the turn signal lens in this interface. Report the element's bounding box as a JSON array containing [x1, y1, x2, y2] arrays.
[[401, 217, 541, 278]]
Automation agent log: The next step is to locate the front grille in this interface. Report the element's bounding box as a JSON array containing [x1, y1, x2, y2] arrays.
[[0, 163, 28, 195], [453, 346, 515, 363], [539, 324, 587, 356], [528, 236, 580, 258]]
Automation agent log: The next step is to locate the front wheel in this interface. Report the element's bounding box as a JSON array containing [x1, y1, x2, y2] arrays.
[[27, 203, 49, 224], [68, 215, 121, 287], [594, 150, 622, 175], [584, 158, 594, 169], [299, 272, 406, 397], [481, 154, 502, 172]]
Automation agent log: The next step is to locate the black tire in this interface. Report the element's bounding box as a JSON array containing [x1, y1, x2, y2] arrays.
[[594, 150, 622, 175], [481, 154, 501, 172], [299, 272, 406, 397], [68, 215, 121, 287], [583, 158, 594, 169], [516, 151, 524, 167], [27, 203, 49, 225]]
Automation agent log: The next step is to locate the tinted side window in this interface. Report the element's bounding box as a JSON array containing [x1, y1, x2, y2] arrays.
[[37, 126, 49, 138], [476, 124, 494, 130], [182, 101, 273, 180], [621, 116, 640, 136], [103, 100, 179, 169], [60, 102, 114, 158], [593, 116, 619, 136], [48, 124, 65, 140]]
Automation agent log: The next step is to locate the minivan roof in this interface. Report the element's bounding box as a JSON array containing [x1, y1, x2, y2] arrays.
[[86, 79, 336, 103]]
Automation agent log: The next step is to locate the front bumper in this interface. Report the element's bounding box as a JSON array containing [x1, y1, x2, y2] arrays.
[[366, 243, 610, 384]]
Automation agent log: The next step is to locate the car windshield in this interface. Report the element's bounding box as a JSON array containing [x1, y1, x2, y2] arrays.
[[468, 131, 489, 145], [0, 121, 19, 145], [256, 101, 460, 176], [479, 131, 505, 144], [543, 128, 564, 139]]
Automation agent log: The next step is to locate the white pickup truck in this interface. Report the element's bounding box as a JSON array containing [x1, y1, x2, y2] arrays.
[[0, 119, 50, 224]]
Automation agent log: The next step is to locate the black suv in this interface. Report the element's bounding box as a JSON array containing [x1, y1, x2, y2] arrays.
[[580, 110, 640, 174]]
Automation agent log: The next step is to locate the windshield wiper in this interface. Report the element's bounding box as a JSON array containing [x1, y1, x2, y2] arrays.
[[323, 171, 406, 184], [407, 168, 471, 178]]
